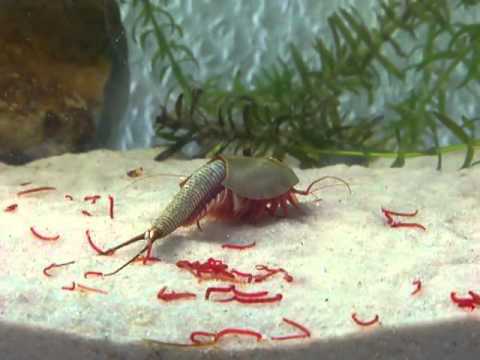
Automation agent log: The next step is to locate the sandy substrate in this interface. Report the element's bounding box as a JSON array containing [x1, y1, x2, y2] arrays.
[[0, 149, 479, 360]]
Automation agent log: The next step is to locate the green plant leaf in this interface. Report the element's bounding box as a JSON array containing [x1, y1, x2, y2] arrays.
[[329, 13, 357, 51], [313, 38, 335, 74], [206, 142, 230, 157], [170, 44, 199, 67], [375, 53, 404, 79], [152, 6, 181, 35], [139, 29, 154, 50], [339, 8, 372, 46], [289, 44, 313, 91], [433, 111, 474, 168], [145, 0, 480, 166]]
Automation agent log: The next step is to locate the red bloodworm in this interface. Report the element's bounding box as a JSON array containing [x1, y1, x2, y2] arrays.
[[450, 292, 476, 310], [207, 272, 237, 282], [178, 258, 291, 283], [271, 318, 311, 340], [84, 271, 104, 278], [84, 195, 101, 204], [214, 271, 236, 281], [233, 287, 270, 298], [382, 208, 418, 217], [62, 282, 107, 294], [177, 259, 205, 270], [42, 261, 75, 277], [81, 210, 93, 216], [391, 222, 426, 231], [205, 285, 279, 303], [176, 260, 195, 273], [254, 265, 294, 283], [351, 313, 380, 326], [157, 286, 196, 301], [108, 195, 115, 219], [411, 280, 422, 295], [392, 223, 427, 231], [62, 282, 76, 291], [190, 331, 217, 345], [381, 207, 426, 230], [221, 294, 283, 304], [221, 241, 256, 250], [135, 255, 161, 264], [381, 208, 394, 225], [4, 204, 18, 212], [468, 291, 480, 304], [85, 230, 112, 255], [176, 258, 236, 281], [178, 259, 294, 283], [205, 285, 235, 300], [17, 186, 56, 196], [231, 269, 254, 283], [143, 243, 152, 264], [253, 271, 277, 283], [76, 283, 108, 295], [214, 328, 262, 343], [64, 194, 74, 200], [30, 226, 60, 241], [141, 240, 157, 265]]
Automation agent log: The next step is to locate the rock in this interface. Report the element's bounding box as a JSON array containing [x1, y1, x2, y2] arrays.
[[0, 0, 129, 164]]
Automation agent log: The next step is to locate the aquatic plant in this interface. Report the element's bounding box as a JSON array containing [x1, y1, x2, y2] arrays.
[[132, 0, 480, 169], [128, 0, 196, 95]]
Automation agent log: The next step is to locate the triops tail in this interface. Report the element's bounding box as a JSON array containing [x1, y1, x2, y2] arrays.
[[102, 231, 158, 276]]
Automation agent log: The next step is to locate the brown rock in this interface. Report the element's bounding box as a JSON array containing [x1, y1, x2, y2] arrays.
[[0, 0, 129, 164]]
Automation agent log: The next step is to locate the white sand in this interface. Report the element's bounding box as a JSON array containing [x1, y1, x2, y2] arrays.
[[0, 149, 479, 360]]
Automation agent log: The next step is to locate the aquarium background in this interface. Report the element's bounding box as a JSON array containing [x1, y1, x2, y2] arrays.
[[119, 0, 358, 149], [115, 0, 480, 167], [1, 0, 479, 167]]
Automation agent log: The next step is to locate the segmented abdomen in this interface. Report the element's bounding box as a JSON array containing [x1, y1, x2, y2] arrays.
[[153, 159, 226, 236]]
